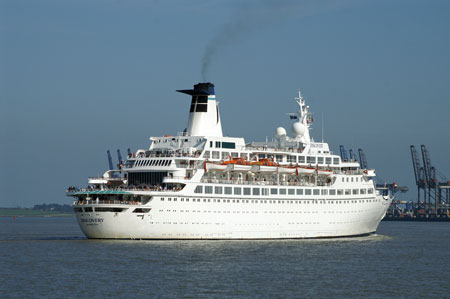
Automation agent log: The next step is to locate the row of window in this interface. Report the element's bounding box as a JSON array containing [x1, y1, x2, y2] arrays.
[[342, 177, 363, 183], [203, 151, 340, 165], [194, 185, 374, 196], [209, 141, 236, 149], [161, 197, 378, 205], [134, 159, 172, 167]]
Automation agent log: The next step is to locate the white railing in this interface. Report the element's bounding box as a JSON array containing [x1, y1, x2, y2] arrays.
[[199, 179, 332, 187], [76, 199, 142, 205], [67, 185, 184, 194]]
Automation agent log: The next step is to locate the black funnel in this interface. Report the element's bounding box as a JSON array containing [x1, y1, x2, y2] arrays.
[[177, 82, 215, 96]]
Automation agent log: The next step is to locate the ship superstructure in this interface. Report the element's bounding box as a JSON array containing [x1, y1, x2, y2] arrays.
[[67, 83, 392, 239]]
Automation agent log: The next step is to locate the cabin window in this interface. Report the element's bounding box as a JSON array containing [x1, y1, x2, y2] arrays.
[[280, 189, 286, 195], [231, 152, 239, 158], [360, 189, 366, 194], [84, 207, 93, 212], [262, 188, 269, 196], [276, 155, 283, 162], [128, 171, 168, 186], [258, 154, 266, 159], [215, 186, 222, 194], [313, 189, 320, 195], [305, 189, 312, 195], [307, 156, 316, 164], [240, 153, 248, 159], [298, 156, 305, 163], [224, 187, 232, 194], [203, 151, 210, 159], [329, 189, 336, 195], [132, 208, 151, 213], [368, 188, 374, 194], [288, 189, 295, 195], [215, 141, 221, 148], [96, 207, 127, 212], [205, 186, 213, 194], [333, 158, 340, 165], [212, 151, 220, 159], [234, 187, 242, 195], [337, 189, 343, 195], [288, 155, 296, 163], [296, 189, 303, 195], [321, 189, 328, 195], [271, 188, 278, 195], [194, 185, 203, 193], [222, 142, 236, 149], [252, 188, 260, 196], [318, 157, 324, 164], [353, 189, 359, 195], [326, 157, 332, 165], [345, 189, 351, 195], [222, 152, 230, 159], [243, 188, 251, 195]]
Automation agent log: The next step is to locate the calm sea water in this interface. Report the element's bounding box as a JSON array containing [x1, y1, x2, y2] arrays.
[[1, 217, 449, 298]]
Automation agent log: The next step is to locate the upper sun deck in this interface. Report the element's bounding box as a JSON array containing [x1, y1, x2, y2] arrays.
[[124, 132, 359, 169]]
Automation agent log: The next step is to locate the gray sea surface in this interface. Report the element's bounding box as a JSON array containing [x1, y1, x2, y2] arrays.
[[1, 217, 449, 298]]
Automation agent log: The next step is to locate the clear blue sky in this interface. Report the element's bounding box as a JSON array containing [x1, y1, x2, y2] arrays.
[[1, 0, 449, 207]]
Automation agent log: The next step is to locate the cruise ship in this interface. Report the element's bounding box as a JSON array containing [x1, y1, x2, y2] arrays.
[[67, 82, 392, 239]]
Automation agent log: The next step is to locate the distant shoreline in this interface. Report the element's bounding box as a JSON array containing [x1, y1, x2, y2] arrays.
[[0, 208, 73, 218]]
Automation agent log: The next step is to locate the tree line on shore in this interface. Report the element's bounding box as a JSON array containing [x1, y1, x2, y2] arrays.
[[32, 204, 73, 213]]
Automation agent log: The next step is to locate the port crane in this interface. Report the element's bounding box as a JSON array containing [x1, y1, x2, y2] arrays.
[[410, 145, 450, 218]]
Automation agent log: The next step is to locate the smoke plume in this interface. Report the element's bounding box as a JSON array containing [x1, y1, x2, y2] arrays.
[[200, 0, 351, 81]]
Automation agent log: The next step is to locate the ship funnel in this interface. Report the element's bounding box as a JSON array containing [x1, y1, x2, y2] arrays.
[[177, 82, 223, 137]]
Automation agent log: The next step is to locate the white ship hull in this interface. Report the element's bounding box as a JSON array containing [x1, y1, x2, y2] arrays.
[[74, 193, 391, 239], [68, 83, 392, 240]]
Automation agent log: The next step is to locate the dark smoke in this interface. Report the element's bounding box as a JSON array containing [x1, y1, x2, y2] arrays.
[[200, 0, 351, 81]]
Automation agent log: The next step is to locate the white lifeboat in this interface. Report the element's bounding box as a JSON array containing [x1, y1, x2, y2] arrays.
[[251, 165, 278, 173], [204, 162, 228, 171], [297, 167, 316, 175], [317, 169, 333, 176], [226, 164, 252, 172], [277, 167, 297, 174]]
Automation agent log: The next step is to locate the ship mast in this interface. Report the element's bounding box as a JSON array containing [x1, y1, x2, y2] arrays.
[[293, 90, 312, 144]]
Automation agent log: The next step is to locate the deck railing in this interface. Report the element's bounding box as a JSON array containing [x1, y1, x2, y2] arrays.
[[75, 199, 143, 206]]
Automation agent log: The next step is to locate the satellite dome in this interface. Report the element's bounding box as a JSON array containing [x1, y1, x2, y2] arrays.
[[292, 122, 306, 138], [275, 127, 287, 138]]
